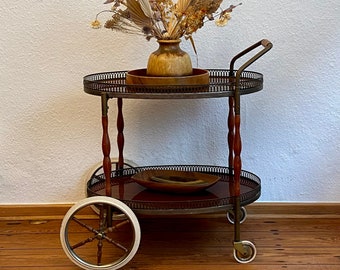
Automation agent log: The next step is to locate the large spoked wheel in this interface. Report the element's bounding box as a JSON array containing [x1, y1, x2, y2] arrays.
[[233, 240, 257, 264], [60, 196, 141, 270]]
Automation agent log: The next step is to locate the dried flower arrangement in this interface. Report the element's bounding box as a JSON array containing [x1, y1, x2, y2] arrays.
[[91, 0, 241, 41]]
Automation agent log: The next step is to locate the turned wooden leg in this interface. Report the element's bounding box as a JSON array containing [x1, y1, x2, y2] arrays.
[[228, 97, 235, 171], [101, 94, 112, 197], [117, 98, 124, 171]]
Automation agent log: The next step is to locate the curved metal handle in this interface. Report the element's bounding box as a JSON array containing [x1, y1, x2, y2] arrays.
[[231, 39, 273, 115], [229, 39, 273, 75], [261, 39, 272, 48]]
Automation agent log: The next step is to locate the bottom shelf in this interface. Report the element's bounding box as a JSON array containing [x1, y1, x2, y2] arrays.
[[87, 165, 261, 215]]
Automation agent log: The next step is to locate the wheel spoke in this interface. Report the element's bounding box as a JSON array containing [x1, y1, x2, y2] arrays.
[[104, 220, 131, 252], [70, 216, 101, 249], [103, 234, 128, 252], [106, 219, 130, 232], [71, 236, 96, 249], [97, 238, 103, 265], [72, 216, 100, 234]]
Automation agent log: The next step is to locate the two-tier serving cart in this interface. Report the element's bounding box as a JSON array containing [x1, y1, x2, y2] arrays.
[[60, 40, 272, 269]]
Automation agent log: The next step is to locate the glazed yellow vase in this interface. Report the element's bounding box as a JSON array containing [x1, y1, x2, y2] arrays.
[[146, 39, 193, 77]]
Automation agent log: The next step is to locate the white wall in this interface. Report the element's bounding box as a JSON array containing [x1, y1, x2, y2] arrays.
[[1, 1, 339, 204]]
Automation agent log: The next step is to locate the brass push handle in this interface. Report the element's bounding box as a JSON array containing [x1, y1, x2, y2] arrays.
[[229, 39, 273, 74], [230, 39, 273, 115], [261, 39, 272, 48]]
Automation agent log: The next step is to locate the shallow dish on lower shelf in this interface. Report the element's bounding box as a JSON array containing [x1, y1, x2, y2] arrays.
[[131, 169, 220, 194]]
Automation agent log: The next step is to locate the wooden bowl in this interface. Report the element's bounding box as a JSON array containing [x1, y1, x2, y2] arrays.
[[126, 68, 209, 86]]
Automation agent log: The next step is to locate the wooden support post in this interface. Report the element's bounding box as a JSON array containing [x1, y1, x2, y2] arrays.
[[101, 94, 112, 197], [117, 98, 124, 171]]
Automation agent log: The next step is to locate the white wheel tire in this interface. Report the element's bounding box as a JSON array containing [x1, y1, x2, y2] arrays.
[[60, 196, 141, 270], [227, 207, 247, 224], [233, 240, 257, 264]]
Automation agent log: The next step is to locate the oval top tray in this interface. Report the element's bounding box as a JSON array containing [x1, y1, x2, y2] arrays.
[[131, 169, 220, 194], [83, 69, 263, 99]]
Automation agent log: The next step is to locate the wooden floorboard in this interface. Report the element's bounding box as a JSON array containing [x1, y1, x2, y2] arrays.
[[1, 209, 340, 269]]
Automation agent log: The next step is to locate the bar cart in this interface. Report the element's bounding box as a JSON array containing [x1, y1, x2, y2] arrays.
[[60, 40, 272, 270]]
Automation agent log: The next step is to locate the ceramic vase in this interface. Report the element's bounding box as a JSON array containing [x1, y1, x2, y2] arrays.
[[146, 39, 193, 77]]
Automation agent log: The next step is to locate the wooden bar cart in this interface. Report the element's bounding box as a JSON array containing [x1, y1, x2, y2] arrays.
[[60, 39, 273, 270]]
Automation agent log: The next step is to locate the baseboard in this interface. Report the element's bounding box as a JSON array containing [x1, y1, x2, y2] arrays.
[[0, 204, 76, 221], [246, 202, 340, 218], [1, 202, 339, 221]]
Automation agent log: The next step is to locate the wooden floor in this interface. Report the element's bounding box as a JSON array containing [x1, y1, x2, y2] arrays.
[[1, 205, 340, 269]]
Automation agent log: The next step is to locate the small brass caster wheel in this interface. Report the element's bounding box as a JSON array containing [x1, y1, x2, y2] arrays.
[[227, 207, 247, 224], [233, 240, 257, 263]]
